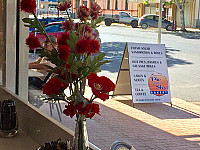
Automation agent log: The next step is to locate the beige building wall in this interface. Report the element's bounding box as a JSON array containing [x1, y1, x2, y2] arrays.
[[94, 0, 138, 16]]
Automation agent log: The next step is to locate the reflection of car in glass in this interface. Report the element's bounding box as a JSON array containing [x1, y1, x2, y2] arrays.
[[29, 22, 65, 46], [29, 22, 101, 50], [29, 18, 66, 32], [138, 14, 172, 31]]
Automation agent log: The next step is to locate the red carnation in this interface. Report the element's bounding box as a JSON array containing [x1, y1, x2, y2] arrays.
[[90, 39, 100, 54], [77, 6, 90, 21], [58, 45, 70, 62], [63, 102, 76, 118], [58, 1, 72, 11], [90, 2, 101, 20], [83, 103, 100, 119], [43, 78, 68, 96], [26, 35, 41, 50], [87, 73, 115, 101], [83, 25, 94, 34], [75, 38, 91, 54], [19, 0, 36, 13], [62, 19, 74, 31], [57, 33, 69, 46]]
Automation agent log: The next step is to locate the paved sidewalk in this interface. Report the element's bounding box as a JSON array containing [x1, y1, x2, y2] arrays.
[[37, 87, 200, 150]]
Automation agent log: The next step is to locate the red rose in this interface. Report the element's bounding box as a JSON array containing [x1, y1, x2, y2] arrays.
[[77, 6, 90, 21], [58, 45, 70, 62], [58, 1, 72, 11], [63, 102, 76, 118], [26, 35, 41, 50], [75, 38, 91, 54], [43, 78, 68, 96], [57, 33, 69, 46], [87, 73, 115, 101], [19, 0, 36, 13], [90, 39, 100, 54]]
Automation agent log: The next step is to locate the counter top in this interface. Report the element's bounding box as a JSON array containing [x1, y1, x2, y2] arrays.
[[0, 129, 39, 150]]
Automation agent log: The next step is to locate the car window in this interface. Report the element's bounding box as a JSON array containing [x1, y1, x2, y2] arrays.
[[146, 15, 154, 20], [154, 16, 159, 21], [45, 24, 59, 33], [121, 12, 129, 17]]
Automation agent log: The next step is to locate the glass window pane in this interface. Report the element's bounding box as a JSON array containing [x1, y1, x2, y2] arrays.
[[0, 0, 4, 85]]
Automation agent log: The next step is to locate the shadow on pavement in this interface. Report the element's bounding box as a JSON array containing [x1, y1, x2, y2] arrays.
[[99, 42, 193, 72], [162, 31, 200, 39], [166, 47, 193, 67]]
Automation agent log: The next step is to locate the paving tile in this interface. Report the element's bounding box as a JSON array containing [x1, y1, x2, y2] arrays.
[[32, 87, 200, 150]]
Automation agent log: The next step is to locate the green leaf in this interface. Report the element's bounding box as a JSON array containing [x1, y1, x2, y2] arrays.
[[67, 31, 78, 50], [75, 60, 82, 68], [41, 21, 45, 29], [68, 64, 78, 74], [24, 24, 30, 27], [22, 18, 33, 24], [95, 17, 104, 24]]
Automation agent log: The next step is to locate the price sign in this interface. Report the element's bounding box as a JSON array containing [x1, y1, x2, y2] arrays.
[[127, 43, 171, 103]]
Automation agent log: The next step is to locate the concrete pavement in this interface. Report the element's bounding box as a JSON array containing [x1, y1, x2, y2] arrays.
[[35, 84, 200, 150]]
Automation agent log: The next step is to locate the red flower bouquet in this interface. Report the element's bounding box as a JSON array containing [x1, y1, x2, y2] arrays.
[[20, 0, 115, 149]]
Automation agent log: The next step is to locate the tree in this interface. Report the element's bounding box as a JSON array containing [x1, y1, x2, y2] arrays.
[[145, 0, 187, 31], [174, 0, 186, 31]]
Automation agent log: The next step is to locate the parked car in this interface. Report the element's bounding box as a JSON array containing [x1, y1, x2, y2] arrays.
[[104, 11, 138, 28], [138, 14, 172, 31]]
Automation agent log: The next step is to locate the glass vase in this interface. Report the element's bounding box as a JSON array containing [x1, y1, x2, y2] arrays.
[[72, 115, 89, 150]]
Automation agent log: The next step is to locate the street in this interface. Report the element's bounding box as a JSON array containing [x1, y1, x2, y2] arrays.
[[98, 24, 200, 102]]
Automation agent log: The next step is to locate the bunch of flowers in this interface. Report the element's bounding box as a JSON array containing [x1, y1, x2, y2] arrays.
[[19, 0, 115, 149]]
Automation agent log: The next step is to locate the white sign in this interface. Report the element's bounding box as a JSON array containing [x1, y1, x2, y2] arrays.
[[127, 43, 171, 103]]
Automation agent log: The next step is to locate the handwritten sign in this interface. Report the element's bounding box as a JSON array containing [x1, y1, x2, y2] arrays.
[[127, 43, 171, 103]]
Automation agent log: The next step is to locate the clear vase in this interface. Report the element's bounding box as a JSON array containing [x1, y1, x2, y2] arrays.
[[72, 115, 89, 150]]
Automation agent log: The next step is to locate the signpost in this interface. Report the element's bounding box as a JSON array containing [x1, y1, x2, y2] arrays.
[[114, 43, 171, 106]]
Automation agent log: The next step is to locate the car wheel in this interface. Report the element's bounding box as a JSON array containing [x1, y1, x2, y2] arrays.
[[141, 23, 148, 29], [131, 21, 138, 28], [166, 25, 172, 31], [105, 19, 112, 26]]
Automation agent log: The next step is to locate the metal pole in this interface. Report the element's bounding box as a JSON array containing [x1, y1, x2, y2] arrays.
[[157, 0, 162, 44]]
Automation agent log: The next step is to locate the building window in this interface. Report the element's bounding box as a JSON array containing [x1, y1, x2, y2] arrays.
[[83, 1, 87, 6], [76, 0, 80, 8], [125, 0, 128, 10], [107, 0, 110, 9], [115, 0, 118, 10], [144, 4, 156, 14]]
